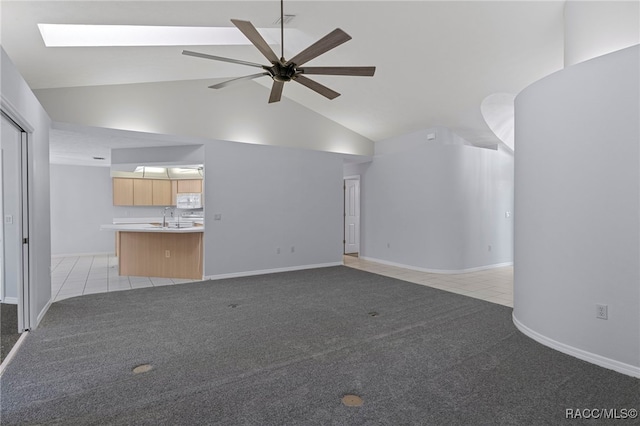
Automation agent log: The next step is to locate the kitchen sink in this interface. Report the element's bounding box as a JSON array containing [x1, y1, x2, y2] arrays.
[[167, 220, 194, 228]]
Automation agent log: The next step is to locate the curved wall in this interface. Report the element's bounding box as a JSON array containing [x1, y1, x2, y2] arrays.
[[361, 127, 514, 272], [514, 45, 640, 376]]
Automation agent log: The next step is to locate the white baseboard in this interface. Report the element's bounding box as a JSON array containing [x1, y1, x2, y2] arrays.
[[51, 251, 114, 259], [0, 331, 28, 377], [513, 313, 640, 379], [358, 256, 513, 274], [1, 297, 18, 305], [204, 262, 343, 281]]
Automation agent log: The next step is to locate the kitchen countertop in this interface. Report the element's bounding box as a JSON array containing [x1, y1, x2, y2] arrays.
[[112, 217, 203, 224], [100, 223, 204, 233]]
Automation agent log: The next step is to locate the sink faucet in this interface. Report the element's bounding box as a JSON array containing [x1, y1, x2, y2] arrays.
[[162, 207, 173, 227]]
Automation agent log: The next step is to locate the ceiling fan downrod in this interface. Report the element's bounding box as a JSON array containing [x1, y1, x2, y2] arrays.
[[280, 0, 284, 60]]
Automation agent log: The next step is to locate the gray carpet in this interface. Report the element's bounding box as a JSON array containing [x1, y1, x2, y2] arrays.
[[1, 303, 19, 363], [1, 266, 638, 425]]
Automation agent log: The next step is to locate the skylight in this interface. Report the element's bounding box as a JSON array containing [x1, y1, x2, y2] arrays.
[[38, 24, 284, 47]]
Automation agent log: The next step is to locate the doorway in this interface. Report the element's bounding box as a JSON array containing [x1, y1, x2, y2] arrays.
[[1, 111, 30, 339], [343, 176, 360, 255]]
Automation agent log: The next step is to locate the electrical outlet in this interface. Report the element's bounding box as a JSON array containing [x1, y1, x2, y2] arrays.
[[387, 242, 391, 249], [165, 250, 170, 258], [291, 246, 295, 253], [596, 304, 608, 320], [488, 245, 492, 252], [276, 247, 281, 254]]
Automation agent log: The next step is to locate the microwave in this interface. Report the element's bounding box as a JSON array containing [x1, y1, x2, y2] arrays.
[[176, 193, 202, 209]]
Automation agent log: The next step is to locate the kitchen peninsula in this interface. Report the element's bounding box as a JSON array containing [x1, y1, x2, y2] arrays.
[[101, 222, 204, 280]]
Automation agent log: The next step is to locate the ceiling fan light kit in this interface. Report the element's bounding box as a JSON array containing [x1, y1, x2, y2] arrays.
[[182, 0, 375, 103]]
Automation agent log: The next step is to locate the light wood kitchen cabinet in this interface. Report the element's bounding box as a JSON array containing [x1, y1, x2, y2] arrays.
[[177, 179, 202, 193], [113, 178, 202, 206], [118, 231, 203, 279], [152, 179, 172, 206], [113, 178, 134, 206], [171, 180, 178, 205], [133, 179, 153, 206]]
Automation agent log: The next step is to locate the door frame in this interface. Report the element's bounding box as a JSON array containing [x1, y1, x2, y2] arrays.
[[0, 149, 3, 303], [1, 108, 32, 332], [343, 175, 361, 255]]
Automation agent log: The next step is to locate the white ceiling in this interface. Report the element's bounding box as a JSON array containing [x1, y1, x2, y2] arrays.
[[1, 0, 566, 161]]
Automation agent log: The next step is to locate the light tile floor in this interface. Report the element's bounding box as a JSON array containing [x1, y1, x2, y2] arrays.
[[343, 255, 513, 307], [52, 254, 513, 308], [51, 255, 194, 302]]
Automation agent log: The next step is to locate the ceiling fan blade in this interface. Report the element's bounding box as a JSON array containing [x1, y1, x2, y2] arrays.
[[231, 19, 280, 64], [208, 73, 270, 89], [182, 50, 265, 69], [293, 75, 340, 100], [286, 28, 351, 67], [269, 80, 285, 103], [298, 66, 376, 77]]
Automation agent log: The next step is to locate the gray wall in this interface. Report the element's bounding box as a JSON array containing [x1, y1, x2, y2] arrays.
[[360, 127, 514, 272], [51, 138, 346, 284], [514, 45, 639, 375], [50, 164, 114, 256], [343, 162, 369, 178], [1, 48, 52, 327], [54, 137, 344, 276], [111, 144, 204, 167], [204, 140, 343, 277]]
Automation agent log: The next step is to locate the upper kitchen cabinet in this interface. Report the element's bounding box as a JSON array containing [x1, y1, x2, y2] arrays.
[[171, 180, 178, 205], [113, 178, 134, 206], [133, 179, 153, 206], [177, 179, 202, 193], [152, 180, 172, 206], [112, 177, 203, 206]]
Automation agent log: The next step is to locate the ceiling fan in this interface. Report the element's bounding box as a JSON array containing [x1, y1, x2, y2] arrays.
[[182, 0, 375, 103]]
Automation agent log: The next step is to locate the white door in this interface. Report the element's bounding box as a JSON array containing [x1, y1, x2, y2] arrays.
[[344, 178, 360, 254]]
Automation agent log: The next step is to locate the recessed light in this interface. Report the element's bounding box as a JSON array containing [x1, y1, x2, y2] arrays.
[[37, 24, 288, 47]]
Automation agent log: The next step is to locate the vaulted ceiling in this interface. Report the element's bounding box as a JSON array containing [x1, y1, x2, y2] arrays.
[[1, 1, 566, 157]]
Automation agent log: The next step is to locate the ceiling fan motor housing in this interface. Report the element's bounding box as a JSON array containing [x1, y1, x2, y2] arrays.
[[268, 60, 297, 82]]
